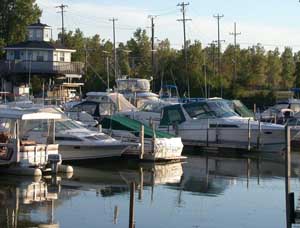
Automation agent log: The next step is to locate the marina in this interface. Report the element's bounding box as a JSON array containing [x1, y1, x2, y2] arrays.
[[3, 0, 300, 227]]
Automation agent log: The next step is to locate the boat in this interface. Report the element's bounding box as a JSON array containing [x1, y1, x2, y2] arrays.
[[100, 115, 184, 161], [116, 77, 159, 108], [0, 105, 134, 161], [0, 108, 71, 175], [32, 107, 135, 161], [65, 92, 137, 122], [158, 100, 297, 152], [259, 98, 300, 124], [121, 99, 297, 152]]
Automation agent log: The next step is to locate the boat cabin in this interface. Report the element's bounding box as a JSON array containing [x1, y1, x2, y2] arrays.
[[68, 92, 137, 119], [160, 100, 239, 126], [0, 109, 61, 168]]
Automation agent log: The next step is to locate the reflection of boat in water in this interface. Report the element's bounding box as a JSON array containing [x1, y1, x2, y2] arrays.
[[61, 161, 183, 193], [0, 176, 61, 228], [168, 154, 300, 198]]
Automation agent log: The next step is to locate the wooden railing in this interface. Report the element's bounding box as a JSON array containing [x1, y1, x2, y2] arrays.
[[0, 60, 84, 75]]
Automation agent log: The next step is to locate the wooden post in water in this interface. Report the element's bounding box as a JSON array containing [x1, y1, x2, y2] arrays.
[[138, 167, 143, 200], [247, 118, 251, 151], [206, 119, 209, 146], [247, 158, 251, 189], [113, 206, 119, 224], [256, 118, 261, 150], [152, 123, 156, 155], [285, 126, 292, 228], [129, 182, 135, 228], [216, 122, 219, 144], [139, 125, 144, 160]]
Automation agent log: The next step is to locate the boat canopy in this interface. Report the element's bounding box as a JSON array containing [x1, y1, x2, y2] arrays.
[[160, 104, 186, 126], [182, 101, 238, 119], [85, 92, 137, 112], [229, 100, 254, 118], [0, 109, 62, 120], [116, 78, 150, 92], [100, 115, 174, 138]]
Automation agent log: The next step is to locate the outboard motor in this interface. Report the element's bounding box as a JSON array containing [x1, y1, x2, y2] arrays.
[[48, 154, 62, 174]]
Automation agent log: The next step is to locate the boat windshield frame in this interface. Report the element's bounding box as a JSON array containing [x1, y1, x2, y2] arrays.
[[183, 101, 239, 119]]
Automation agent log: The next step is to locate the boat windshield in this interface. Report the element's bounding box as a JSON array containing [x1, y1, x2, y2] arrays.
[[56, 119, 83, 131], [139, 102, 169, 113], [183, 101, 239, 119]]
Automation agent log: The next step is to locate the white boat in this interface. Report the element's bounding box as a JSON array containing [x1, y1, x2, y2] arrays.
[[100, 115, 184, 161], [122, 100, 297, 152], [65, 92, 137, 122], [0, 108, 68, 175], [0, 105, 134, 161], [116, 77, 159, 108]]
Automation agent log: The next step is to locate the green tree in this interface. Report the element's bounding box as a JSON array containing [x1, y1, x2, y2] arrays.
[[265, 48, 281, 89], [281, 47, 295, 89], [0, 0, 41, 56], [127, 28, 151, 78]]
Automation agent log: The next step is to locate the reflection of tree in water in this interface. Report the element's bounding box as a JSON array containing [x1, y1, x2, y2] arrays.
[[99, 186, 128, 197], [167, 177, 228, 197], [180, 177, 227, 196]]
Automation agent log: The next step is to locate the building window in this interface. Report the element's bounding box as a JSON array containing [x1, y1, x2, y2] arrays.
[[14, 50, 20, 60], [60, 52, 65, 62], [29, 30, 34, 39], [27, 51, 33, 61], [36, 30, 42, 39], [37, 55, 44, 61]]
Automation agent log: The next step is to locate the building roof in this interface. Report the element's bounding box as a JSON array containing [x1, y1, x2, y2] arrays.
[[28, 20, 50, 28], [5, 41, 74, 51]]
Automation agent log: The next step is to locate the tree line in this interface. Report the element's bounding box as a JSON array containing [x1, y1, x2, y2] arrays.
[[1, 0, 300, 107]]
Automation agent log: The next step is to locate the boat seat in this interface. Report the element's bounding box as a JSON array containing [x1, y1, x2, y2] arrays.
[[0, 132, 9, 143], [20, 140, 36, 146]]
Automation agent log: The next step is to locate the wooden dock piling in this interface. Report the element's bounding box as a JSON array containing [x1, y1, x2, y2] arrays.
[[139, 125, 144, 160], [247, 119, 251, 151], [285, 126, 292, 228], [257, 118, 261, 149], [129, 182, 135, 228], [138, 167, 143, 200]]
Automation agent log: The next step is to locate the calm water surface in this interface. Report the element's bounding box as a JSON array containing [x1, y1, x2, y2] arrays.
[[1, 153, 300, 228]]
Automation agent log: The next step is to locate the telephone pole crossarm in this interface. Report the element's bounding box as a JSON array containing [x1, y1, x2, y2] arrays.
[[56, 4, 68, 44]]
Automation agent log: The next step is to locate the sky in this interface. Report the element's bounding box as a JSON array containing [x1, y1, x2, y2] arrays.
[[36, 0, 300, 51]]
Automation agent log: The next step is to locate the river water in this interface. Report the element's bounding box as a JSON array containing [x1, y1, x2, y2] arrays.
[[0, 153, 299, 228]]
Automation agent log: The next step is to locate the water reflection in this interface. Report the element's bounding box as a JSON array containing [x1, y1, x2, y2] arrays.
[[0, 154, 299, 228], [0, 175, 61, 228]]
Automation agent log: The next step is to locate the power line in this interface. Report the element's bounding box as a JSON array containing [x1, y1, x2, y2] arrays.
[[213, 14, 224, 98], [56, 4, 68, 44], [229, 22, 241, 84], [177, 2, 192, 98]]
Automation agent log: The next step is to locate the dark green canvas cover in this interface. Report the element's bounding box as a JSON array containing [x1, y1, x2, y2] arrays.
[[100, 115, 174, 138]]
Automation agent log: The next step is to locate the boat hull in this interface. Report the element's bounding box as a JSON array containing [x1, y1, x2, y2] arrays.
[[58, 144, 128, 161]]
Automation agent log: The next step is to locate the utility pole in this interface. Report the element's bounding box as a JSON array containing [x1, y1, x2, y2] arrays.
[[109, 18, 118, 80], [229, 22, 241, 84], [177, 2, 192, 98], [148, 15, 157, 87], [56, 4, 68, 44], [103, 51, 111, 92], [213, 14, 224, 97], [203, 50, 208, 99], [208, 41, 217, 98]]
